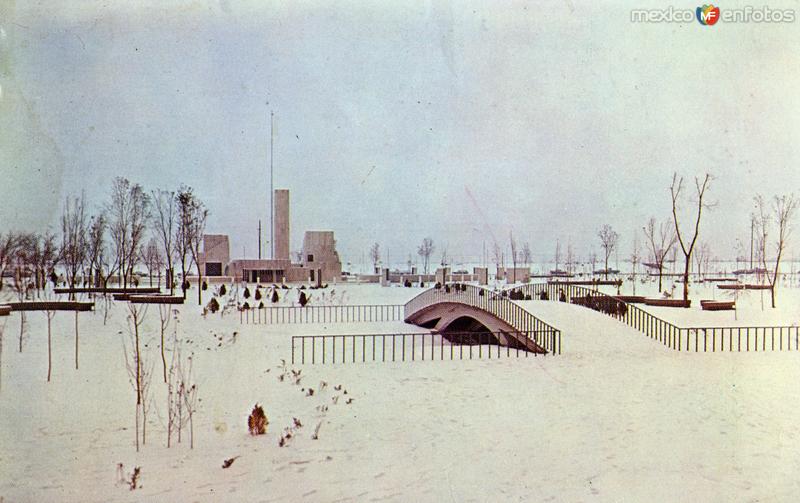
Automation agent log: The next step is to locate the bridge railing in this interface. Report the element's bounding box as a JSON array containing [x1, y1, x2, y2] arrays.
[[291, 330, 555, 365], [239, 304, 404, 325], [404, 283, 561, 355], [506, 282, 800, 353]]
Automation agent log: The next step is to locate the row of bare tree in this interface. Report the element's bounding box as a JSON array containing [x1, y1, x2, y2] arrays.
[[0, 177, 211, 305], [364, 173, 797, 308]]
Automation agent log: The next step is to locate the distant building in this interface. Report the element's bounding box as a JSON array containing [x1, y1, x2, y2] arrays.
[[198, 189, 342, 284], [300, 230, 342, 283], [198, 234, 230, 277]]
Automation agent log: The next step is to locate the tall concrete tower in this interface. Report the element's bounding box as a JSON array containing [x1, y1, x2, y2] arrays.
[[274, 189, 290, 260]]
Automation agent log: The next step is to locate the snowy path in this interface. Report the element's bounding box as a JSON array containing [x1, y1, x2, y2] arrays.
[[515, 299, 665, 357]]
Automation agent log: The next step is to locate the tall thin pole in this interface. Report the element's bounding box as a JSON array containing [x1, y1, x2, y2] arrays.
[[258, 220, 262, 259], [270, 111, 275, 259]]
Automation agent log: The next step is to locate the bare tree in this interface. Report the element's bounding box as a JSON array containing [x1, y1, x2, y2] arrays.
[[630, 233, 641, 295], [11, 234, 33, 351], [86, 214, 108, 288], [86, 212, 116, 323], [151, 189, 176, 293], [754, 193, 798, 308], [493, 243, 504, 282], [157, 304, 172, 383], [165, 309, 180, 447], [123, 303, 149, 451], [597, 224, 619, 279], [553, 240, 561, 272], [60, 194, 89, 298], [693, 241, 711, 279], [141, 237, 162, 288], [0, 232, 18, 292], [186, 196, 208, 306], [174, 189, 194, 299], [45, 305, 56, 382], [369, 242, 381, 273], [179, 355, 198, 449], [109, 178, 131, 288], [29, 232, 59, 294], [521, 242, 532, 268], [669, 245, 679, 274], [670, 173, 713, 303], [109, 178, 150, 288], [417, 238, 434, 275], [643, 217, 677, 293], [166, 324, 198, 449], [509, 232, 518, 284], [173, 187, 210, 304], [565, 242, 575, 275]]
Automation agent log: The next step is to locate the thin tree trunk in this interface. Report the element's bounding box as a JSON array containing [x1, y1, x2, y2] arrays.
[[19, 312, 24, 353], [161, 338, 167, 383], [197, 272, 203, 306], [135, 315, 142, 406], [167, 387, 172, 448], [47, 314, 52, 382], [683, 257, 690, 302], [74, 311, 79, 370], [177, 393, 182, 443], [135, 402, 140, 452]]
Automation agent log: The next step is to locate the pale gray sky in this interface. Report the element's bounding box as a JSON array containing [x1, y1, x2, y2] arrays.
[[2, 0, 799, 266]]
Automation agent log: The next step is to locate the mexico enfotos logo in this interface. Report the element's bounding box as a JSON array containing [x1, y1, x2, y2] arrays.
[[631, 4, 796, 24]]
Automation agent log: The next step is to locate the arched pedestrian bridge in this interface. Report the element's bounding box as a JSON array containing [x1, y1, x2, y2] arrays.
[[404, 284, 561, 355]]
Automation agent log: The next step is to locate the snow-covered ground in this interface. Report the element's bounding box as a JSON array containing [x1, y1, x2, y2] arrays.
[[2, 283, 800, 502]]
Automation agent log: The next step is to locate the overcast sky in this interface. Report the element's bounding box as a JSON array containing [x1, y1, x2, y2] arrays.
[[2, 0, 799, 267]]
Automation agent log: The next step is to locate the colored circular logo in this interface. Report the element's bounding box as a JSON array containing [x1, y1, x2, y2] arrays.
[[697, 4, 721, 25]]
